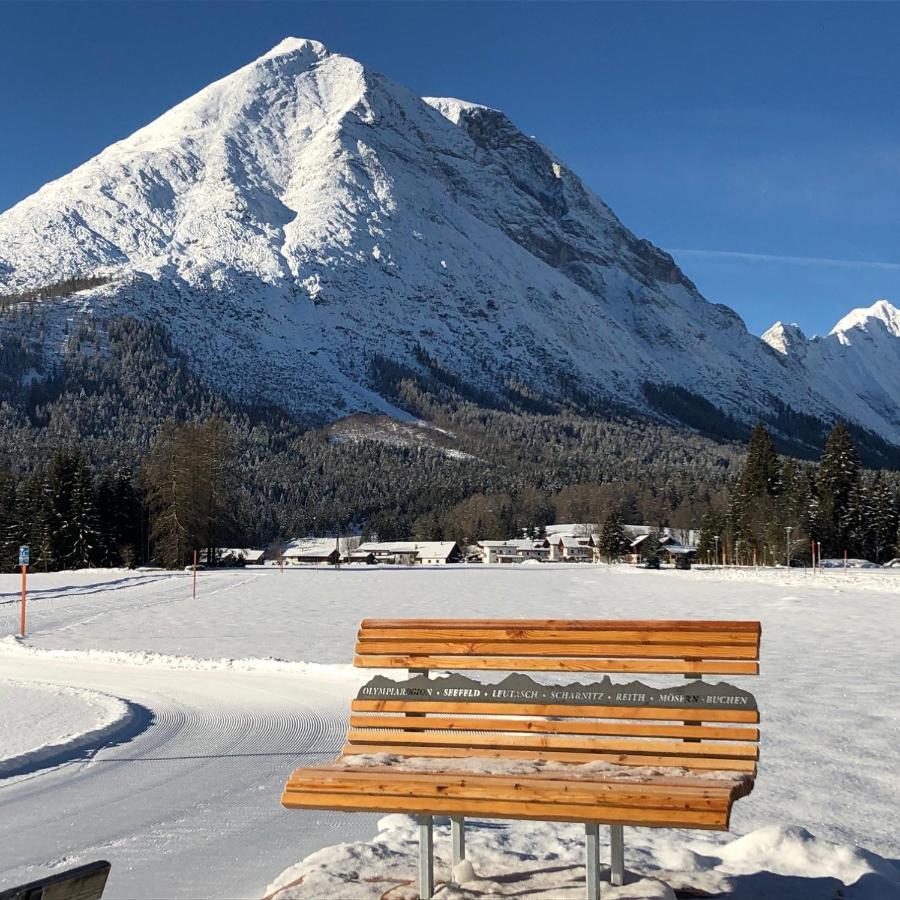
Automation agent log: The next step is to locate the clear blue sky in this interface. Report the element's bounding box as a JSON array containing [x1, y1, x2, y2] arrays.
[[2, 1, 898, 336]]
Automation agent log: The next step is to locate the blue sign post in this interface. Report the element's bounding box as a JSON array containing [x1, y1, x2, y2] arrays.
[[18, 545, 29, 636]]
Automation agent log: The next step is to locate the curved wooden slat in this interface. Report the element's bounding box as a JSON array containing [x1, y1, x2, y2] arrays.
[[348, 714, 760, 741], [357, 627, 760, 645], [355, 640, 758, 659], [353, 653, 759, 675], [361, 619, 760, 632], [281, 788, 732, 828], [341, 742, 759, 772], [285, 769, 734, 810], [345, 729, 759, 760], [350, 699, 761, 723]]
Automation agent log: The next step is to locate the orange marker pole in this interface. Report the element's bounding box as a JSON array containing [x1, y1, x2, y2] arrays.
[[20, 565, 27, 637], [192, 550, 197, 599]]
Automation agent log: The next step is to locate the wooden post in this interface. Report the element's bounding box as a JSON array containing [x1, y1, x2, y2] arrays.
[[192, 550, 197, 599], [20, 564, 27, 637]]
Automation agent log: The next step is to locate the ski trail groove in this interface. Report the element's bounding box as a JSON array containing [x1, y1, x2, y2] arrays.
[[0, 656, 372, 899]]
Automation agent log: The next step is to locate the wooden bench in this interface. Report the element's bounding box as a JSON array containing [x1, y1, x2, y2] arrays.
[[282, 618, 761, 898]]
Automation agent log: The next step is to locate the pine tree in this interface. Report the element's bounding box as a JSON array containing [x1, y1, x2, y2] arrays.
[[697, 511, 725, 564], [731, 425, 781, 556], [44, 449, 99, 569], [868, 474, 897, 563], [840, 480, 867, 560], [95, 467, 142, 566], [598, 510, 628, 562], [14, 468, 50, 571], [816, 423, 861, 556], [0, 461, 19, 571]]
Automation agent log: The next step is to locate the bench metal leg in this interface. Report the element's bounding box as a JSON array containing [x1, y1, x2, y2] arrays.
[[417, 815, 434, 899], [610, 824, 625, 886], [451, 816, 465, 868], [585, 823, 600, 900]]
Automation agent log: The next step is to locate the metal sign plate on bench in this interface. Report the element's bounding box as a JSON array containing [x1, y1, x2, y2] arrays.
[[0, 861, 111, 900], [358, 672, 757, 709]]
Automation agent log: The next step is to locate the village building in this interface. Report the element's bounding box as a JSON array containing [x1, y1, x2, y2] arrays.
[[347, 549, 376, 565], [629, 530, 698, 566], [476, 541, 520, 564], [476, 538, 550, 564], [355, 541, 462, 565], [283, 539, 342, 566], [215, 548, 266, 565], [549, 533, 595, 562], [659, 545, 698, 569]]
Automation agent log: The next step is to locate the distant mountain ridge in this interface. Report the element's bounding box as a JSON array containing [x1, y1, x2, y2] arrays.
[[0, 37, 898, 451]]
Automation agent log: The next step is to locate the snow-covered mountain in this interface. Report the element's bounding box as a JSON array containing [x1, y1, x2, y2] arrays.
[[1, 37, 898, 446], [762, 300, 900, 441]]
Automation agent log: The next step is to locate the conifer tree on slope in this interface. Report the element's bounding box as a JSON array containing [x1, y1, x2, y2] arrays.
[[868, 474, 897, 563], [815, 423, 861, 556], [731, 424, 781, 556]]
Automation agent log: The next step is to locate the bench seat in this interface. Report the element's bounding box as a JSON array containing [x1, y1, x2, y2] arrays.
[[283, 759, 754, 829]]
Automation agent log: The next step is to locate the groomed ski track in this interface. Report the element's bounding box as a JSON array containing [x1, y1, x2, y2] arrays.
[[0, 651, 375, 899]]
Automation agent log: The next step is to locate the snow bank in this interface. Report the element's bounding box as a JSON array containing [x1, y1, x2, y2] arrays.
[[263, 818, 900, 899], [0, 678, 145, 779], [0, 635, 361, 680]]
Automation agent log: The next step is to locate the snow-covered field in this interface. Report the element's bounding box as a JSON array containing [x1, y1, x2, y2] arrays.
[[0, 564, 898, 898]]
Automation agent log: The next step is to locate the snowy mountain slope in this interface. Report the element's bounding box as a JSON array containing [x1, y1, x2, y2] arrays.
[[0, 37, 898, 445], [762, 300, 900, 441]]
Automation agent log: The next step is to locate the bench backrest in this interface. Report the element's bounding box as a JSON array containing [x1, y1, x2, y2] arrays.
[[347, 618, 761, 773]]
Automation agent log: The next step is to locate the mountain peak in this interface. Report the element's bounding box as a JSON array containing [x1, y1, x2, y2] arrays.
[[762, 321, 807, 356], [830, 299, 900, 342], [423, 97, 497, 125], [259, 37, 329, 61], [3, 41, 900, 446]]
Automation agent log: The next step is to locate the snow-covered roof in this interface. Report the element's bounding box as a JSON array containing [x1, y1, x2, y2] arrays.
[[357, 541, 459, 560], [661, 546, 697, 555], [630, 533, 681, 548], [283, 539, 339, 558], [545, 523, 598, 536], [558, 535, 590, 550], [217, 547, 265, 562]]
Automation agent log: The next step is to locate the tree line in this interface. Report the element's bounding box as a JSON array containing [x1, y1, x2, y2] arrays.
[[2, 418, 898, 571], [2, 311, 900, 567], [0, 418, 240, 572], [696, 422, 899, 565]]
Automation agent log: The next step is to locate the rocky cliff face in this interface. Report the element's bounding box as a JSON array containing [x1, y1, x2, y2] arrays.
[[0, 38, 897, 445]]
